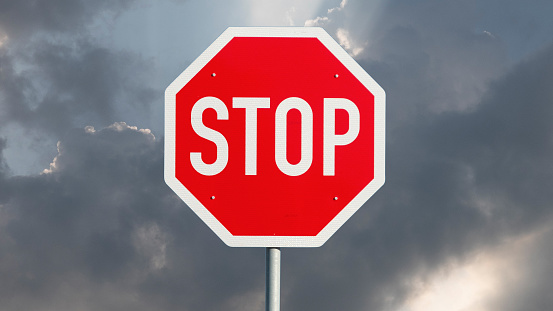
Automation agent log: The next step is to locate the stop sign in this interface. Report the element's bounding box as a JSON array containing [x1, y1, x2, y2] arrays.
[[165, 27, 385, 247]]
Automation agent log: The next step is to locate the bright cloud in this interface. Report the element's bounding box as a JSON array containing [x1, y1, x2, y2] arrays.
[[398, 226, 551, 311], [304, 0, 345, 27], [0, 31, 7, 47], [304, 0, 370, 56], [336, 27, 365, 56], [247, 0, 324, 26]]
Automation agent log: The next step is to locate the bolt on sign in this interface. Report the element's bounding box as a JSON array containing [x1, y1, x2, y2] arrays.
[[165, 27, 385, 247]]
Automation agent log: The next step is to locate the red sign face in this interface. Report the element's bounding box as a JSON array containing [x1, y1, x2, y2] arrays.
[[165, 27, 385, 247]]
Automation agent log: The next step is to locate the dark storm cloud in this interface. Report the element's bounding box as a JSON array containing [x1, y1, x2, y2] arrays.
[[475, 0, 553, 59], [0, 0, 134, 39], [360, 0, 507, 115], [0, 0, 158, 177], [0, 137, 9, 178], [0, 40, 156, 135], [0, 0, 156, 137], [428, 43, 553, 232], [0, 123, 265, 311], [0, 125, 163, 306]]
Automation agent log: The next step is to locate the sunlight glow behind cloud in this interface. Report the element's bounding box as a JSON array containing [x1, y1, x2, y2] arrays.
[[401, 261, 496, 311], [247, 0, 324, 26], [336, 27, 364, 56], [398, 226, 551, 311], [0, 29, 7, 47]]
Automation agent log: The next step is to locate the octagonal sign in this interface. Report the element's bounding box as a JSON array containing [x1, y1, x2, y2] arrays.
[[165, 27, 385, 247]]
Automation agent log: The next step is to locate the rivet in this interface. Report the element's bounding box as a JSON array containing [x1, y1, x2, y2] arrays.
[[211, 73, 216, 77], [333, 196, 338, 201], [334, 74, 339, 78], [210, 196, 215, 200]]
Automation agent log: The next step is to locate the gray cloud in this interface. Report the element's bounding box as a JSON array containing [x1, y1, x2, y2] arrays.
[[0, 0, 135, 39], [363, 1, 508, 114], [428, 42, 553, 236], [1, 40, 156, 136], [0, 123, 267, 311], [0, 0, 157, 174], [0, 137, 9, 178]]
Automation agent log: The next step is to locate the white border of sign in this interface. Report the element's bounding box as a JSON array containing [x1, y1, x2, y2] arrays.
[[165, 27, 385, 247]]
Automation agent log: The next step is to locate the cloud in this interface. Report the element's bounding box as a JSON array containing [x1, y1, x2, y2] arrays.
[[0, 0, 157, 174], [397, 221, 553, 311], [359, 1, 507, 114], [0, 122, 267, 311], [246, 0, 323, 27], [427, 42, 553, 229], [0, 29, 7, 47], [0, 36, 157, 175], [304, 0, 347, 27], [0, 123, 161, 309], [0, 39, 156, 136], [0, 0, 135, 40], [486, 224, 553, 311], [304, 0, 369, 56], [336, 27, 364, 56], [0, 138, 9, 177]]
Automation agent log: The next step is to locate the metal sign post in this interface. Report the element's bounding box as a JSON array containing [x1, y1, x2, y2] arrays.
[[266, 247, 281, 311]]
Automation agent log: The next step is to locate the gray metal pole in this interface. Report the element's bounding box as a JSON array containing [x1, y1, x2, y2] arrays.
[[266, 247, 281, 311]]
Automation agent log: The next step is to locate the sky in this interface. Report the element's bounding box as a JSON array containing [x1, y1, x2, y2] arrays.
[[1, 0, 553, 310]]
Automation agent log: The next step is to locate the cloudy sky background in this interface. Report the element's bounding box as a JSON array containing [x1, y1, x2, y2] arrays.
[[1, 0, 553, 310]]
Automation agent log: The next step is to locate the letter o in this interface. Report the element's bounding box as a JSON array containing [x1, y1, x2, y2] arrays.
[[274, 97, 313, 176]]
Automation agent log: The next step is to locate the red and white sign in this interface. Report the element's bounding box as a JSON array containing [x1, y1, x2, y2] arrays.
[[165, 27, 385, 247]]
